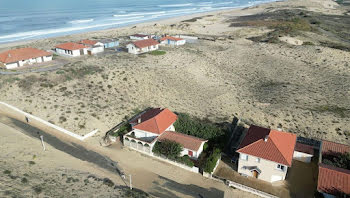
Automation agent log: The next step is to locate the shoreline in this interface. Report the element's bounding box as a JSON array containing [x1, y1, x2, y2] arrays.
[[0, 0, 278, 49]]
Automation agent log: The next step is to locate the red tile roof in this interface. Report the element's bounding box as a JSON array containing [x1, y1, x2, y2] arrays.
[[160, 36, 184, 41], [322, 140, 350, 156], [55, 42, 87, 50], [132, 34, 149, 38], [295, 142, 314, 155], [158, 131, 207, 151], [318, 163, 350, 195], [79, 39, 98, 46], [132, 108, 177, 135], [237, 125, 297, 166], [0, 48, 52, 64], [132, 39, 159, 48]]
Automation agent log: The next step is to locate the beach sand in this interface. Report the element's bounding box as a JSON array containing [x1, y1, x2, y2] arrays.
[[0, 0, 349, 196]]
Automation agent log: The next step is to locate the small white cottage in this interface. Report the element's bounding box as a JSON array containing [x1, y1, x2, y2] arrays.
[[126, 39, 159, 55], [0, 48, 53, 69], [55, 42, 89, 57], [129, 34, 150, 40], [79, 39, 104, 55], [160, 36, 186, 46]]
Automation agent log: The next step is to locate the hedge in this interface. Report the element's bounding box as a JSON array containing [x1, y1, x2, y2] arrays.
[[204, 148, 221, 173], [152, 140, 183, 159]]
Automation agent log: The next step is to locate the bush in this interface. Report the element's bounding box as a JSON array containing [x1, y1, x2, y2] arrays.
[[177, 155, 194, 167], [149, 50, 166, 56], [152, 140, 183, 159], [3, 170, 11, 174], [303, 41, 314, 45], [112, 123, 131, 137], [204, 148, 221, 173], [323, 152, 350, 170]]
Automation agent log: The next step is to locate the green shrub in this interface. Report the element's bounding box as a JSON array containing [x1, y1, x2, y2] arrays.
[[3, 170, 11, 174], [177, 155, 194, 167], [149, 50, 166, 55], [32, 185, 42, 194], [112, 123, 131, 137], [204, 148, 221, 173], [303, 41, 314, 45], [21, 178, 28, 183], [323, 152, 350, 170], [152, 140, 183, 159]]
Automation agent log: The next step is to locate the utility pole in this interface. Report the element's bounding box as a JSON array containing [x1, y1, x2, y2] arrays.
[[129, 174, 132, 190], [40, 135, 46, 151]]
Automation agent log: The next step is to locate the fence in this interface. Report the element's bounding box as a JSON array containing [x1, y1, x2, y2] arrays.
[[0, 101, 98, 141], [126, 145, 199, 173], [225, 180, 279, 198]]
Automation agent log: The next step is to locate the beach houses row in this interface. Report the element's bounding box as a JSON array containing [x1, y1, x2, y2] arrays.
[[55, 39, 119, 57], [126, 34, 187, 55], [0, 48, 53, 69]]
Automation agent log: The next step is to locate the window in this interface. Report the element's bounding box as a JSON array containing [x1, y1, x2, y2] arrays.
[[240, 154, 248, 161], [276, 164, 285, 171], [256, 158, 260, 163]]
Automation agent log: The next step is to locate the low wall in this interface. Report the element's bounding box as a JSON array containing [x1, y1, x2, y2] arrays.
[[226, 180, 279, 198], [126, 145, 199, 173], [0, 102, 98, 141]]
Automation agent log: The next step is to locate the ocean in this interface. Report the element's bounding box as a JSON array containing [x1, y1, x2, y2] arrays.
[[0, 0, 275, 44]]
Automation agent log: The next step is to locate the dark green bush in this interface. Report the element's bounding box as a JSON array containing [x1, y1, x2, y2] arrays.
[[323, 152, 350, 170], [204, 148, 221, 173], [152, 140, 183, 159], [177, 155, 194, 167]]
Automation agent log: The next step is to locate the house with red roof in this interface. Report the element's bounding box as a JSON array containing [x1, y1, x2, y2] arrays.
[[160, 36, 186, 46], [0, 47, 53, 69], [129, 33, 150, 40], [55, 42, 89, 57], [317, 140, 350, 197], [79, 40, 104, 55], [123, 108, 207, 159], [236, 125, 297, 183], [126, 39, 159, 54]]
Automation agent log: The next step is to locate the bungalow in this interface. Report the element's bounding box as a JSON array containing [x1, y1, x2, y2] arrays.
[[55, 42, 88, 57], [160, 36, 186, 46], [123, 108, 207, 160], [126, 39, 159, 55], [99, 39, 119, 48], [236, 125, 297, 183], [79, 40, 104, 55], [0, 47, 53, 69], [317, 140, 350, 198], [129, 33, 150, 40]]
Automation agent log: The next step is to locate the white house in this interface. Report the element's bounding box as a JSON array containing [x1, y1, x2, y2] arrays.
[[293, 142, 314, 163], [79, 39, 104, 55], [126, 39, 159, 55], [55, 42, 88, 57], [0, 47, 53, 69], [160, 36, 186, 46], [236, 125, 297, 183], [123, 108, 207, 160], [129, 34, 150, 40]]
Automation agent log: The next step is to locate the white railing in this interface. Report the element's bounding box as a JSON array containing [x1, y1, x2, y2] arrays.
[[226, 180, 279, 198], [0, 102, 98, 141]]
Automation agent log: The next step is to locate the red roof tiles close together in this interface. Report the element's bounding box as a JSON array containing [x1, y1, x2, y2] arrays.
[[79, 39, 98, 46], [55, 42, 87, 50], [322, 140, 350, 156], [237, 125, 297, 166], [160, 36, 184, 41], [132, 108, 177, 135], [295, 142, 314, 155], [132, 39, 159, 48], [318, 163, 350, 195], [0, 48, 52, 64], [158, 131, 207, 151]]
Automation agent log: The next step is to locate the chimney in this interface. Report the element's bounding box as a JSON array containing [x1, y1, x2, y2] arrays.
[[8, 53, 11, 58], [277, 128, 282, 131], [137, 117, 141, 124], [264, 135, 268, 142]]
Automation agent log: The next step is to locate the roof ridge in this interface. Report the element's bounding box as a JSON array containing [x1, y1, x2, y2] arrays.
[[165, 131, 206, 141], [269, 137, 290, 166], [236, 136, 267, 153]]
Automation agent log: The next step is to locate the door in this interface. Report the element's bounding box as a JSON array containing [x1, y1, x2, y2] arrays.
[[188, 150, 193, 157], [252, 170, 258, 178], [80, 49, 84, 55]]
